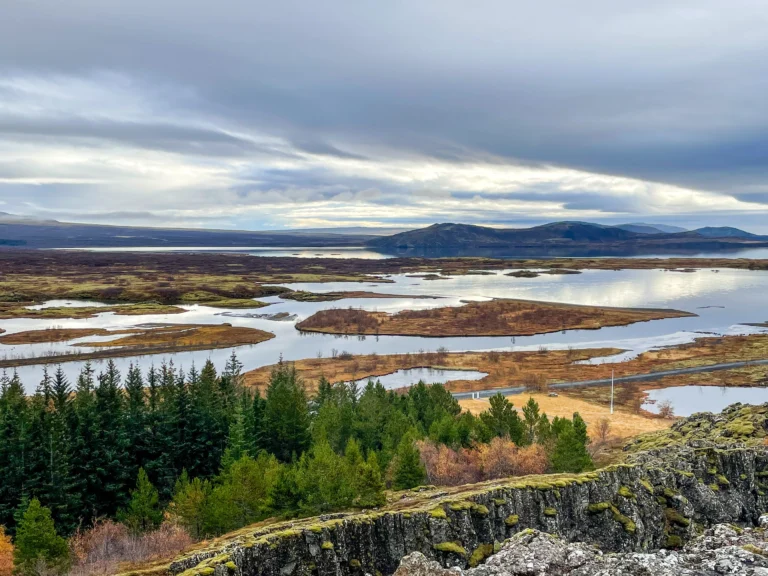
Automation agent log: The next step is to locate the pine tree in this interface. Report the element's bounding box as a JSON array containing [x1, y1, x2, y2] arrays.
[[118, 468, 163, 535], [263, 362, 310, 462], [268, 464, 302, 517], [171, 471, 210, 539], [124, 363, 148, 480], [355, 452, 386, 508], [392, 433, 426, 490], [0, 372, 29, 532], [13, 498, 69, 575], [551, 425, 593, 473], [480, 394, 524, 444], [93, 361, 131, 517], [70, 363, 101, 526], [522, 397, 541, 444]]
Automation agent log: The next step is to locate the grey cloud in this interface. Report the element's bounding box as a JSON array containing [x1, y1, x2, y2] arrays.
[[2, 0, 768, 225]]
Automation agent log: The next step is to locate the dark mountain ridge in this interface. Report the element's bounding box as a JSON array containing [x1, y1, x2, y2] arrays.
[[367, 222, 768, 257]]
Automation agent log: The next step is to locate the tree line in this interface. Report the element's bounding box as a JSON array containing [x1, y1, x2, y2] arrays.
[[0, 353, 593, 574]]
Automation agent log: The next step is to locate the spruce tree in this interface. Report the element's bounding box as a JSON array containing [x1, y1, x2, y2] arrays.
[[355, 452, 386, 508], [70, 363, 101, 526], [522, 397, 541, 444], [551, 425, 593, 473], [392, 433, 426, 490], [0, 371, 29, 531], [13, 498, 69, 575], [93, 360, 130, 517], [118, 468, 163, 535], [263, 362, 310, 462]]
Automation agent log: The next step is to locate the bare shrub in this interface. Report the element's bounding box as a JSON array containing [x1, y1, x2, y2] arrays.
[[595, 418, 612, 443], [417, 438, 548, 486], [68, 520, 193, 576], [657, 399, 675, 419], [485, 350, 501, 363], [523, 373, 548, 393]]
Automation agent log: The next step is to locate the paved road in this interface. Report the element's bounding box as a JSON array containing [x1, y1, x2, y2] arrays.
[[452, 358, 768, 400]]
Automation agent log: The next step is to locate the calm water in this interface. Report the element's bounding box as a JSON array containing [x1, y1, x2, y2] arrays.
[[643, 386, 768, 417], [3, 267, 768, 392]]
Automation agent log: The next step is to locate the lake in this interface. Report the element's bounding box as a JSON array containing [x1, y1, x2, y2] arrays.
[[643, 385, 768, 417], [3, 267, 768, 393]]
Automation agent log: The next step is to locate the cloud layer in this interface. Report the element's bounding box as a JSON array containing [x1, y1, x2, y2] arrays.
[[2, 0, 768, 231]]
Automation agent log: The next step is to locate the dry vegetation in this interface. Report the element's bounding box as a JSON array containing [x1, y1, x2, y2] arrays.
[[296, 299, 695, 337], [417, 438, 549, 486], [0, 251, 766, 310], [244, 333, 768, 403], [69, 520, 193, 576], [0, 324, 274, 368]]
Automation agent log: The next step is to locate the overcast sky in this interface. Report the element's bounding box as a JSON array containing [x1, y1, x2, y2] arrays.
[[2, 0, 768, 231]]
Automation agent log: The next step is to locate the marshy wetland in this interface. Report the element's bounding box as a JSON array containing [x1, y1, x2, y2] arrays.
[[1, 251, 768, 418]]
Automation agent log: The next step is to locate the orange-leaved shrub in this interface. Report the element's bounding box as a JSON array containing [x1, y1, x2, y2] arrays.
[[68, 520, 193, 576], [0, 526, 12, 576], [417, 437, 548, 486]]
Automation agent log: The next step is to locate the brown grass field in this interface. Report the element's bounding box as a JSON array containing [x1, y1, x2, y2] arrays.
[[295, 299, 695, 337], [460, 393, 674, 441], [244, 333, 768, 404]]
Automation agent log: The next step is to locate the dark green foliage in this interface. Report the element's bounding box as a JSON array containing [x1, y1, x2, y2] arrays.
[[118, 468, 163, 535], [263, 361, 311, 461], [0, 357, 590, 542], [13, 498, 69, 575], [392, 432, 427, 490], [550, 416, 594, 473]]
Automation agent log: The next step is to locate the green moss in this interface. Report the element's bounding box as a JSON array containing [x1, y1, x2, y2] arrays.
[[617, 486, 636, 499], [742, 544, 767, 556], [504, 514, 519, 526], [587, 502, 611, 513], [656, 496, 668, 506], [493, 541, 502, 553], [225, 562, 237, 573], [707, 467, 718, 475], [740, 474, 748, 480], [448, 500, 473, 511], [471, 504, 490, 516], [200, 569, 215, 576], [349, 560, 362, 568], [433, 542, 467, 556], [308, 525, 323, 534], [665, 508, 691, 527], [710, 483, 720, 492], [756, 471, 768, 478], [663, 488, 678, 498], [468, 543, 494, 567], [717, 475, 730, 486], [543, 507, 557, 517], [429, 507, 448, 519], [726, 420, 756, 437], [665, 535, 683, 548], [674, 470, 695, 478], [610, 506, 636, 533], [493, 498, 507, 506], [640, 480, 654, 494], [321, 541, 334, 550]]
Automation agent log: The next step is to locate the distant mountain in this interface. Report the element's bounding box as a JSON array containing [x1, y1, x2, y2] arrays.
[[615, 223, 688, 234], [693, 226, 758, 239], [368, 222, 639, 252], [0, 217, 377, 249], [367, 221, 768, 257]]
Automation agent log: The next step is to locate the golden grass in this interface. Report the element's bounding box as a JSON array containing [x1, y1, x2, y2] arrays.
[[0, 302, 185, 319], [460, 393, 673, 441]]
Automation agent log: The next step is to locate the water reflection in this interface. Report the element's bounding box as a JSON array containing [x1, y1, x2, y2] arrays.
[[2, 268, 768, 392]]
